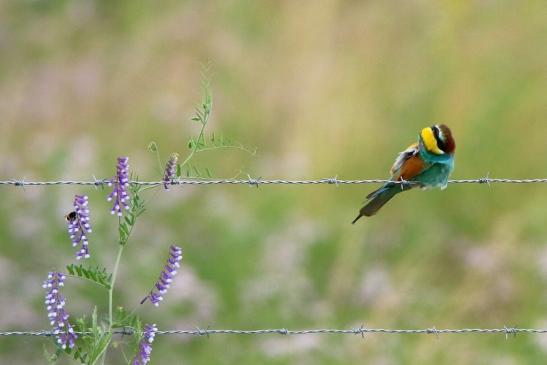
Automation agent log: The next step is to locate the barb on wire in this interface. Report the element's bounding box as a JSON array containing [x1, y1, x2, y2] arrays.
[[1, 177, 547, 187], [1, 326, 546, 338], [246, 174, 261, 188]]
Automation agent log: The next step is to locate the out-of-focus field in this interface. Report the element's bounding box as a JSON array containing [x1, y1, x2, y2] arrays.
[[1, 1, 547, 364]]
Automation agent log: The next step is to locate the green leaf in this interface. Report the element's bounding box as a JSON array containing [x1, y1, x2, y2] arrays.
[[82, 307, 112, 365], [194, 107, 204, 118], [66, 264, 112, 290], [72, 347, 87, 363], [189, 138, 196, 148], [120, 222, 129, 235], [147, 141, 158, 153], [112, 307, 141, 330], [117, 182, 148, 247]]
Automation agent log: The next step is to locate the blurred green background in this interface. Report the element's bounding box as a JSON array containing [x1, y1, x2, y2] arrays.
[[1, 1, 547, 364]]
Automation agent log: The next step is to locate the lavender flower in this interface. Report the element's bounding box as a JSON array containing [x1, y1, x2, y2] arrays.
[[67, 195, 92, 260], [162, 153, 179, 190], [141, 245, 183, 306], [107, 157, 130, 216], [43, 272, 77, 349], [132, 323, 158, 365]]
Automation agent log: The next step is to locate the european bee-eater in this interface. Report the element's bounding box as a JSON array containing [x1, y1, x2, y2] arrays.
[[352, 124, 455, 223]]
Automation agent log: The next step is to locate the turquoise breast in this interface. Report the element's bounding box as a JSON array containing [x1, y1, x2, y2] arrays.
[[412, 161, 454, 189]]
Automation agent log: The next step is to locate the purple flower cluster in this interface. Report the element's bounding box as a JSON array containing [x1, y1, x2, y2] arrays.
[[43, 272, 77, 349], [67, 195, 92, 260], [132, 323, 158, 365], [163, 153, 179, 190], [142, 245, 183, 306], [107, 157, 130, 216]]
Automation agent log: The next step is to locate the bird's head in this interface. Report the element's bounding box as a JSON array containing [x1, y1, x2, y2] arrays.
[[420, 124, 456, 156]]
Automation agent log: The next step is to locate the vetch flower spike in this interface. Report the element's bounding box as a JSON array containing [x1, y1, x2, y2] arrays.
[[42, 272, 77, 349], [132, 323, 158, 365], [107, 157, 130, 216], [67, 195, 92, 259], [163, 153, 179, 190], [141, 245, 183, 306]]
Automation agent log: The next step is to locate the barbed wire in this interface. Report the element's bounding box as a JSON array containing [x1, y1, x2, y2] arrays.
[[1, 177, 547, 188], [1, 326, 546, 340]]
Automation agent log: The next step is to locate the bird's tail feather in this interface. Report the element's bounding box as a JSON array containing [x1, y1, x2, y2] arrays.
[[352, 184, 401, 223]]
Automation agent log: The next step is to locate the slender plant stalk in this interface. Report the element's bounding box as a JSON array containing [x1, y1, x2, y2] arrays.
[[102, 210, 137, 364], [108, 244, 124, 328], [181, 121, 206, 165], [96, 341, 111, 365], [101, 245, 123, 365], [179, 149, 196, 170]]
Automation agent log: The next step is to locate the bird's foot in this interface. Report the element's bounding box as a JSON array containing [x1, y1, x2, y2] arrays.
[[399, 178, 415, 190]]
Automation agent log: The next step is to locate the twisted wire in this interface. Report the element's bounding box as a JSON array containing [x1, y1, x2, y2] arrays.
[[2, 178, 546, 341], [1, 327, 545, 338], [1, 177, 547, 187]]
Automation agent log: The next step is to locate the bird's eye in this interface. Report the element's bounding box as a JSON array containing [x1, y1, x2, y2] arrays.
[[432, 125, 440, 139], [432, 126, 446, 151]]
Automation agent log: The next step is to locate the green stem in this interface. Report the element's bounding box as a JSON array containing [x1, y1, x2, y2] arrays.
[[108, 243, 124, 328], [195, 144, 257, 155], [101, 242, 124, 365], [180, 116, 208, 169], [179, 149, 195, 169], [95, 341, 111, 365]]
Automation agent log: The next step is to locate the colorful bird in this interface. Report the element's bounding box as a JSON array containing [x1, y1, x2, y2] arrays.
[[352, 124, 456, 223]]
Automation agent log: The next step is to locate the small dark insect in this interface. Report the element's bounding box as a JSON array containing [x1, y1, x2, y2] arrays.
[[65, 211, 78, 222]]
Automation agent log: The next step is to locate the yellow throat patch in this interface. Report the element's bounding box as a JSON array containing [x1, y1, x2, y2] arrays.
[[420, 127, 444, 155]]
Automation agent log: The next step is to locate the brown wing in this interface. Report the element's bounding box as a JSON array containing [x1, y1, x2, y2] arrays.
[[390, 143, 419, 178], [396, 154, 426, 181]]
